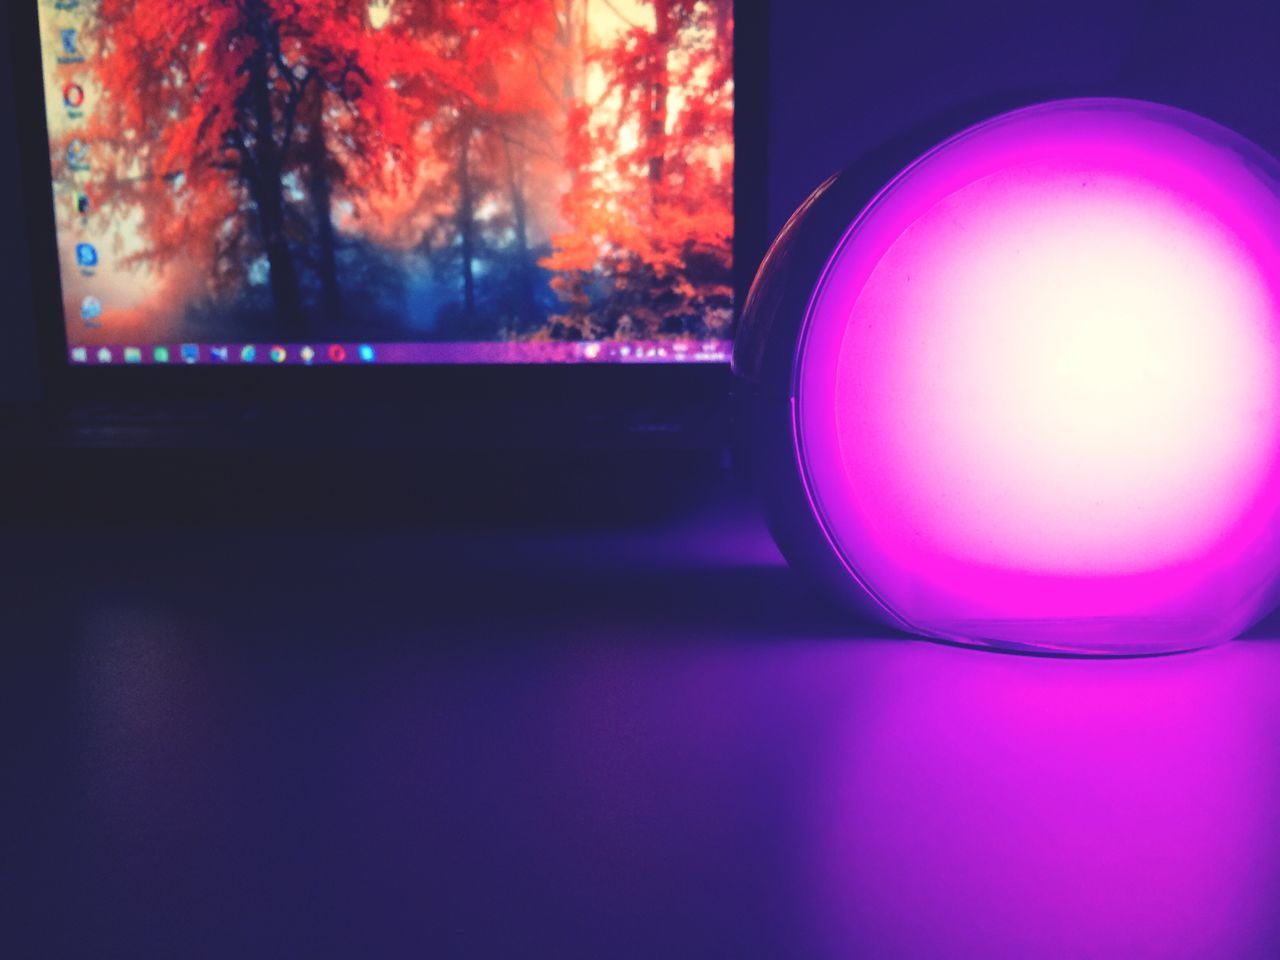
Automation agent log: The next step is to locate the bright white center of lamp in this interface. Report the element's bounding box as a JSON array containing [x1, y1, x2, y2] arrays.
[[832, 165, 1280, 575]]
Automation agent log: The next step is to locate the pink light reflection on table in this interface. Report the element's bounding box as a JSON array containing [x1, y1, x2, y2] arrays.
[[803, 635, 1280, 958]]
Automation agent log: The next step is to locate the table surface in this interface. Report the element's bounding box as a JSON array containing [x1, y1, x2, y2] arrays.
[[7, 495, 1280, 958]]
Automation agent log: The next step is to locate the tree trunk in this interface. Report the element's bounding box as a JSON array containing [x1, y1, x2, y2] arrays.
[[714, 0, 731, 55], [244, 2, 304, 335], [307, 86, 342, 327], [504, 139, 536, 325], [457, 127, 477, 321], [559, 0, 587, 101], [648, 0, 672, 203]]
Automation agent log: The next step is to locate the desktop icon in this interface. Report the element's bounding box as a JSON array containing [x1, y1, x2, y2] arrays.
[[209, 345, 229, 362], [63, 83, 85, 110], [75, 243, 98, 269], [181, 343, 199, 364], [60, 29, 81, 58], [96, 347, 111, 363], [153, 346, 170, 363], [240, 345, 257, 363], [270, 345, 287, 363], [80, 294, 101, 322], [300, 345, 315, 364], [358, 344, 375, 363], [328, 344, 346, 362], [67, 139, 89, 170], [70, 346, 87, 363], [75, 191, 91, 216], [123, 347, 142, 364]]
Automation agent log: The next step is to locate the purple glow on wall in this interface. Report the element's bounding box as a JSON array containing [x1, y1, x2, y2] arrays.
[[795, 99, 1280, 654]]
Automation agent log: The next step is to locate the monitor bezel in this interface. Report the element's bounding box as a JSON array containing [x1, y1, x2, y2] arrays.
[[9, 0, 768, 409]]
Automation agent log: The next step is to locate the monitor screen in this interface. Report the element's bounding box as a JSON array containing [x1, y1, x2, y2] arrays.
[[36, 0, 734, 366]]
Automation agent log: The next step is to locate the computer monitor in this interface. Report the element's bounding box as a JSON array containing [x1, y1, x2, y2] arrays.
[[22, 0, 753, 372]]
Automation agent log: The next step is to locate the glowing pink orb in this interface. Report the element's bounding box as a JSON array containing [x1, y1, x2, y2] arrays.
[[742, 99, 1280, 654]]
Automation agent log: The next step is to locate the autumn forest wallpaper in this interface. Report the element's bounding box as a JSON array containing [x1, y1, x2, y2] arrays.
[[42, 0, 734, 349]]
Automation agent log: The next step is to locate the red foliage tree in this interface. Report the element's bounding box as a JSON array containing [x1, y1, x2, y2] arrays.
[[542, 0, 734, 341], [364, 0, 563, 333], [84, 0, 413, 333]]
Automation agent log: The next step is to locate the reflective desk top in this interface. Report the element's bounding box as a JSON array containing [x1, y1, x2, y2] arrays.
[[7, 497, 1280, 958]]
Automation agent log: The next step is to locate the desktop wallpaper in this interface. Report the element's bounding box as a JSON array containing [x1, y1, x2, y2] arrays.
[[38, 0, 734, 362]]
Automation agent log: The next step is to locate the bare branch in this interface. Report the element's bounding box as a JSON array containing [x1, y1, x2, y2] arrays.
[[599, 0, 639, 29]]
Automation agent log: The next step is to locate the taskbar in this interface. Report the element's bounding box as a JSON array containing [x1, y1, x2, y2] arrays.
[[67, 340, 732, 366], [66, 339, 733, 366]]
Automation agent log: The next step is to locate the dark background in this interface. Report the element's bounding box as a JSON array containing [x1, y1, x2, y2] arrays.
[[766, 0, 1280, 229], [8, 3, 1280, 957]]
